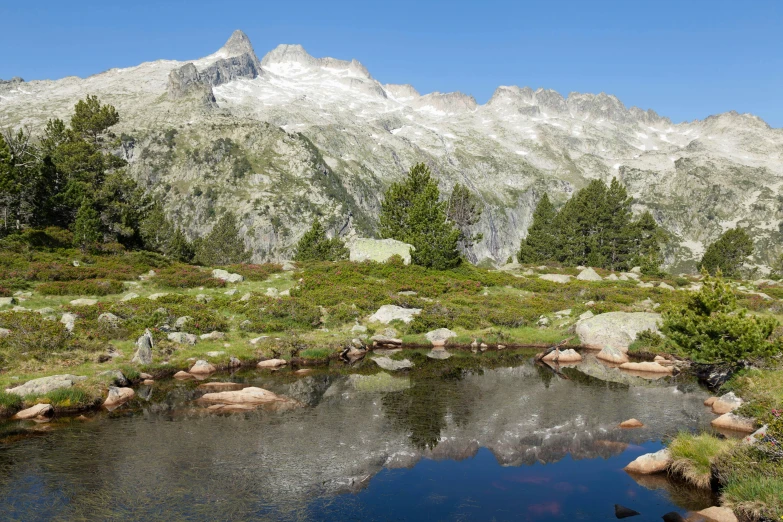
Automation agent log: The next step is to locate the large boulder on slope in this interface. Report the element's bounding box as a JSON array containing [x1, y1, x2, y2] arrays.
[[348, 238, 414, 265], [576, 312, 661, 351]]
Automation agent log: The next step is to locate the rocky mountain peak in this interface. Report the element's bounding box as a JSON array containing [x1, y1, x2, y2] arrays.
[[260, 44, 318, 68], [220, 30, 255, 58]]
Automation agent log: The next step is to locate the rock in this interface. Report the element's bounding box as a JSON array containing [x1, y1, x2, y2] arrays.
[[239, 292, 252, 301], [576, 267, 602, 281], [294, 368, 313, 376], [131, 329, 154, 365], [200, 331, 226, 341], [619, 274, 629, 281], [140, 373, 152, 380], [585, 300, 596, 306], [121, 292, 139, 301], [606, 273, 619, 281], [281, 261, 296, 271], [0, 327, 9, 336], [431, 339, 446, 348], [693, 507, 738, 522], [576, 312, 662, 351], [212, 269, 244, 283], [619, 418, 644, 428], [480, 342, 488, 351], [265, 287, 279, 297], [173, 371, 194, 380], [537, 316, 550, 326], [194, 294, 212, 303], [425, 328, 457, 343], [539, 274, 572, 283], [99, 370, 129, 387], [60, 312, 77, 332], [12, 403, 54, 420], [229, 356, 241, 368], [167, 332, 197, 345], [596, 345, 629, 364], [623, 448, 671, 474], [351, 324, 368, 334], [257, 358, 287, 368], [662, 513, 687, 522], [658, 282, 675, 291], [542, 348, 582, 363], [742, 425, 768, 445], [249, 336, 268, 345], [103, 387, 135, 408], [198, 382, 244, 391], [554, 308, 572, 317], [710, 413, 755, 433], [637, 282, 654, 288], [578, 310, 594, 321], [704, 396, 717, 406], [711, 392, 743, 414], [97, 313, 121, 328], [148, 293, 169, 300], [622, 272, 640, 281], [619, 361, 673, 374], [426, 349, 453, 360], [142, 379, 154, 385], [372, 356, 414, 371], [614, 505, 641, 519], [174, 316, 191, 329], [630, 266, 642, 274], [0, 297, 18, 306], [189, 360, 217, 374], [196, 386, 303, 412], [398, 290, 418, 296], [368, 305, 421, 324], [5, 374, 86, 396], [69, 298, 97, 306], [224, 288, 237, 296], [348, 237, 415, 265]]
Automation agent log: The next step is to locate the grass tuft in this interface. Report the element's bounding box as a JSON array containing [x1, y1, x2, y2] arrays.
[[668, 432, 735, 488]]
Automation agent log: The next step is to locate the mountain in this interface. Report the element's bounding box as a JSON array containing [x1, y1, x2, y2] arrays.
[[2, 30, 781, 269]]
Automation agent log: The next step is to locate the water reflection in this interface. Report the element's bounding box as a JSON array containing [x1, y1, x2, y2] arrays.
[[0, 351, 716, 520]]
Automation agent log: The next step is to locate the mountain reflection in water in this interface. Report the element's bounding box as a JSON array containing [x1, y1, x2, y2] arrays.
[[0, 352, 717, 521]]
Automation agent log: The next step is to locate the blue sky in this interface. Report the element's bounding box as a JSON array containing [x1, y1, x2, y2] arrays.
[[2, 0, 781, 127]]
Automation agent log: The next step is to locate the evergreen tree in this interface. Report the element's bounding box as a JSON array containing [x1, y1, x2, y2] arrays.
[[632, 210, 665, 275], [166, 227, 195, 263], [601, 178, 634, 270], [700, 227, 753, 277], [70, 94, 120, 145], [71, 199, 101, 251], [294, 219, 349, 261], [194, 213, 251, 266], [519, 193, 557, 263], [379, 163, 461, 270], [446, 183, 483, 252]]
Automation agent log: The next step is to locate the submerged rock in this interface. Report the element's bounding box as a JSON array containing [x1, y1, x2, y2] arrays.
[[614, 504, 640, 519], [197, 386, 304, 412], [710, 413, 755, 433], [371, 356, 413, 371], [619, 418, 644, 429], [257, 358, 287, 368], [619, 361, 673, 374], [623, 448, 671, 474], [12, 403, 54, 420]]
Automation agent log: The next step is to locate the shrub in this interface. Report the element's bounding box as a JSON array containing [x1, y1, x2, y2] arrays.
[[0, 312, 72, 366], [221, 263, 282, 281], [700, 228, 753, 278], [662, 271, 780, 363], [157, 266, 226, 289], [241, 297, 321, 332], [293, 220, 348, 261], [37, 279, 125, 296]]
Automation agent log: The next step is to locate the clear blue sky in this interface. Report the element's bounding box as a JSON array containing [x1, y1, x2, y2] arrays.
[[2, 0, 781, 127]]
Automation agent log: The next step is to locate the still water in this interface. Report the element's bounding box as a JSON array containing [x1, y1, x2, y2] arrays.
[[0, 351, 717, 521]]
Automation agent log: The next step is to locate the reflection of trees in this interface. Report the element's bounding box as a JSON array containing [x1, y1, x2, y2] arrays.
[[381, 371, 475, 451]]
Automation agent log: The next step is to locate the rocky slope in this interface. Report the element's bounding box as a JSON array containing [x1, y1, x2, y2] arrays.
[[1, 30, 781, 268]]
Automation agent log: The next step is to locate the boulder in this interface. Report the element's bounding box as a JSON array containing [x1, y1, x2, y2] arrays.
[[619, 418, 644, 428], [12, 403, 54, 420], [167, 332, 197, 345], [619, 361, 673, 374], [60, 312, 78, 332], [576, 312, 662, 351], [578, 310, 594, 321], [0, 297, 17, 306], [426, 349, 452, 360], [103, 387, 135, 409], [704, 396, 717, 407], [368, 305, 421, 324], [131, 329, 154, 364], [97, 313, 121, 328], [606, 274, 619, 281], [69, 298, 97, 306], [224, 288, 237, 296], [0, 327, 10, 336], [98, 369, 129, 386], [542, 348, 582, 363], [624, 448, 671, 474], [5, 374, 86, 396], [265, 287, 279, 297], [539, 274, 572, 284], [711, 392, 743, 414], [148, 293, 169, 301], [658, 282, 675, 291], [596, 346, 629, 364], [425, 328, 457, 343], [694, 507, 738, 522], [257, 358, 287, 368], [576, 267, 603, 281], [173, 371, 194, 380], [139, 373, 153, 380], [212, 269, 244, 283], [372, 356, 414, 371], [200, 331, 226, 341], [631, 266, 642, 274], [189, 360, 217, 375], [121, 292, 139, 301], [348, 237, 414, 265], [710, 413, 755, 433], [197, 386, 303, 412], [742, 425, 768, 445], [622, 272, 640, 281], [174, 316, 191, 329]]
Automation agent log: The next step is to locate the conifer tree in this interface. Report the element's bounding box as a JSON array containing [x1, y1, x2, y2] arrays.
[[446, 183, 483, 252], [519, 193, 557, 263], [166, 227, 195, 263], [700, 227, 753, 278], [72, 198, 101, 251], [194, 213, 251, 266], [294, 219, 348, 261], [379, 163, 461, 270]]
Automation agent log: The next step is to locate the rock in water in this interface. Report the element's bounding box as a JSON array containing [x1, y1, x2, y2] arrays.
[[103, 387, 135, 409], [614, 504, 640, 518], [623, 449, 671, 474], [132, 329, 154, 365], [196, 387, 303, 413], [695, 507, 738, 522], [619, 419, 644, 429], [257, 358, 287, 368], [710, 413, 755, 433], [596, 345, 629, 364], [619, 361, 673, 374], [426, 349, 452, 360], [189, 360, 217, 374], [348, 238, 414, 264], [711, 392, 743, 414], [542, 348, 582, 363], [12, 403, 54, 420], [425, 328, 457, 343], [576, 312, 662, 351], [371, 356, 414, 371], [661, 513, 687, 522]]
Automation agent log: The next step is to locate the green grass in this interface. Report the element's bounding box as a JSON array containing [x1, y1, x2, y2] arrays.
[[0, 390, 22, 416], [668, 432, 736, 488], [299, 348, 331, 359], [715, 445, 783, 520], [33, 387, 100, 410]]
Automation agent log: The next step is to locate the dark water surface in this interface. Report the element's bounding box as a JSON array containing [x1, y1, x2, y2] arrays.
[[0, 352, 718, 521]]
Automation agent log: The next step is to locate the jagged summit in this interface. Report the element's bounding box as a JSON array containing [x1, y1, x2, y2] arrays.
[[220, 30, 255, 58], [261, 44, 317, 67]]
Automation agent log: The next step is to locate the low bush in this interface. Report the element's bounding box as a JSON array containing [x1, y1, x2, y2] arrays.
[[37, 279, 125, 296], [0, 312, 72, 366], [157, 266, 226, 289], [221, 263, 282, 281], [240, 297, 321, 332]]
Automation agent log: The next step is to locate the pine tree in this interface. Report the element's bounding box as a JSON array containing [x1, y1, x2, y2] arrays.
[[70, 94, 120, 145], [632, 210, 665, 274], [601, 178, 634, 270], [700, 227, 753, 277], [166, 227, 195, 263], [518, 193, 557, 263], [379, 163, 461, 270], [71, 198, 101, 251], [446, 183, 483, 252], [294, 219, 348, 261], [194, 213, 251, 266]]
